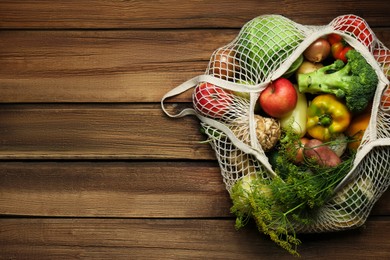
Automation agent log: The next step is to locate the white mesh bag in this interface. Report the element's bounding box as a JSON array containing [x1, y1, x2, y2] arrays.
[[161, 14, 390, 255]]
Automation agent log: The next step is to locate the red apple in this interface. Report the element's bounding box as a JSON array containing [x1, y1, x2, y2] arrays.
[[259, 78, 297, 118]]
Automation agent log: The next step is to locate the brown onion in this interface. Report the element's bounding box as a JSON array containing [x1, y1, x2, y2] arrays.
[[303, 38, 331, 63], [211, 48, 239, 80]]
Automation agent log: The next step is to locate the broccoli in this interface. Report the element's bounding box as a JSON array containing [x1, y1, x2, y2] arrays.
[[298, 50, 378, 113]]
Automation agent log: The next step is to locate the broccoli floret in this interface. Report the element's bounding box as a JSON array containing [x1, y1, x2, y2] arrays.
[[298, 50, 378, 113]]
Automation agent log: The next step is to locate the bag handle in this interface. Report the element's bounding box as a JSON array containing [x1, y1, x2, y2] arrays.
[[161, 74, 269, 118], [160, 76, 200, 118], [161, 74, 276, 177]]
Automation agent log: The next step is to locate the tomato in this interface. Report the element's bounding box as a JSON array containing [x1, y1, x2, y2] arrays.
[[338, 46, 353, 63], [331, 42, 344, 58], [327, 33, 342, 45], [335, 15, 373, 47], [193, 82, 233, 119], [331, 42, 353, 63]]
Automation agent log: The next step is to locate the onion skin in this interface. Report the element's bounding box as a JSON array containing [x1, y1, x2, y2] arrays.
[[211, 48, 239, 80], [303, 38, 331, 63]]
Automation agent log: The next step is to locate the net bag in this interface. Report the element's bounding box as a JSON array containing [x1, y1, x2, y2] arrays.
[[161, 14, 390, 254]]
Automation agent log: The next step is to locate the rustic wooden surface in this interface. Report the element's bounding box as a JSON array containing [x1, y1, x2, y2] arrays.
[[1, 1, 390, 259]]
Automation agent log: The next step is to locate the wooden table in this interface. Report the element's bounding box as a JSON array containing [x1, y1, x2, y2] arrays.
[[1, 1, 389, 259]]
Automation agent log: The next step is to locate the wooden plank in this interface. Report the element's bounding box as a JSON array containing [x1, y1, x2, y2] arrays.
[[0, 161, 230, 217], [0, 218, 389, 259], [0, 29, 235, 103], [2, 103, 388, 176], [0, 161, 388, 218], [0, 104, 215, 160], [1, 29, 389, 103], [0, 0, 389, 29]]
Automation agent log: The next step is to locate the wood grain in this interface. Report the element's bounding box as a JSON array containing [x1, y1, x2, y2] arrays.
[[0, 29, 231, 103], [0, 0, 389, 29], [0, 161, 230, 217], [0, 161, 388, 218], [0, 29, 235, 103], [1, 218, 389, 259], [1, 1, 389, 258], [0, 104, 214, 159], [1, 29, 389, 103]]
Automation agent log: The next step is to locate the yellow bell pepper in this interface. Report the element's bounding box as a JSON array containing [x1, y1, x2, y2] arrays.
[[307, 94, 351, 141]]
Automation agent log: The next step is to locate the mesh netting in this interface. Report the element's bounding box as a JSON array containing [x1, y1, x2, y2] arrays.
[[162, 14, 390, 234], [207, 15, 307, 84]]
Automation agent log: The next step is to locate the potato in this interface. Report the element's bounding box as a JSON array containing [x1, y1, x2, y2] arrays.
[[304, 139, 341, 167]]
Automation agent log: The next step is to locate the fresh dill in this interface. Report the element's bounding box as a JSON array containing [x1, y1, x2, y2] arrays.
[[230, 131, 354, 256]]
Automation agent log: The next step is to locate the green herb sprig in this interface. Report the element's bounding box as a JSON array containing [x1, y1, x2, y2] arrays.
[[230, 131, 354, 256]]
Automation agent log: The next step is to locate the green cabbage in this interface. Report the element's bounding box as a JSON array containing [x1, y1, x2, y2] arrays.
[[237, 15, 305, 83]]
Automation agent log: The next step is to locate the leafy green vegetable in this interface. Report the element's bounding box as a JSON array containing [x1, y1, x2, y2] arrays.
[[230, 131, 354, 256], [282, 54, 304, 78], [298, 50, 378, 113], [237, 15, 305, 83]]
